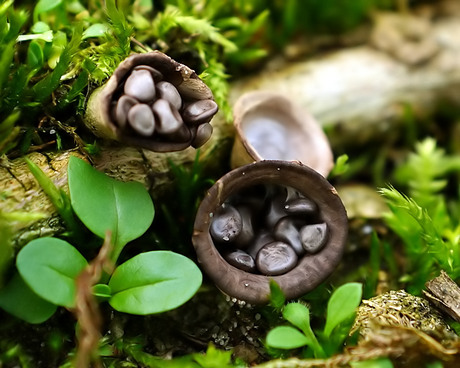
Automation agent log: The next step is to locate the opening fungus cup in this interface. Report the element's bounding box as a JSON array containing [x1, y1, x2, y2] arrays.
[[231, 91, 333, 177], [84, 51, 218, 152], [192, 160, 348, 304]]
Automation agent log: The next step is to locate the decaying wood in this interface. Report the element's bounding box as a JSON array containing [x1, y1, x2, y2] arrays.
[[424, 270, 460, 323], [0, 150, 85, 247], [2, 9, 460, 246], [230, 10, 460, 149]]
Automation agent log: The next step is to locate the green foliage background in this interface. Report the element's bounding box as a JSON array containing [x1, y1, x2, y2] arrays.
[[0, 0, 393, 156], [3, 1, 460, 367]]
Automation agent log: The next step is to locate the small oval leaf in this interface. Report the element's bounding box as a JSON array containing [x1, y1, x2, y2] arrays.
[[323, 282, 362, 338], [31, 21, 51, 33], [0, 273, 57, 324], [82, 23, 109, 39], [283, 302, 311, 336], [266, 326, 309, 349], [93, 283, 111, 301], [34, 0, 62, 19], [16, 237, 88, 308], [109, 251, 202, 315], [27, 40, 44, 69], [68, 156, 154, 260]]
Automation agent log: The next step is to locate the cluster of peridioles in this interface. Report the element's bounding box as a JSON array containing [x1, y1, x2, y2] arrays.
[[111, 64, 218, 147], [210, 184, 329, 276]]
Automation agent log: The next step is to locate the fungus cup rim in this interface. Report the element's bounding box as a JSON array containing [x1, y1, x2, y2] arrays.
[[231, 91, 334, 177], [192, 160, 348, 304]]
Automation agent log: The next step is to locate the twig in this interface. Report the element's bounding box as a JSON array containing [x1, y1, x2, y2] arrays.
[[73, 231, 114, 368]]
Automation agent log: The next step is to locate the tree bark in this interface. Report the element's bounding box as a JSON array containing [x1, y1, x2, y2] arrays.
[[424, 270, 460, 323]]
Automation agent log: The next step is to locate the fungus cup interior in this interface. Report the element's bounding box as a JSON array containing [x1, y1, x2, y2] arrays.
[[231, 91, 334, 177], [101, 51, 215, 152], [192, 160, 348, 304]]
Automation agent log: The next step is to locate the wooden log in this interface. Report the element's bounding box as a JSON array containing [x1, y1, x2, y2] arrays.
[[0, 150, 84, 247], [424, 270, 460, 323], [2, 10, 460, 247], [229, 13, 460, 148], [0, 121, 234, 249]]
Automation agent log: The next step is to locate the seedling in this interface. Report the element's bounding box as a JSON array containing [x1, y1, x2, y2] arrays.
[[0, 156, 202, 322], [266, 282, 362, 358], [329, 154, 350, 178], [67, 156, 154, 263]]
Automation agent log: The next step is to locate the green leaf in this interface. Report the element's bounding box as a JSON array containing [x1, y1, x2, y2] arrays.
[[0, 272, 57, 324], [32, 25, 82, 101], [329, 154, 350, 178], [16, 237, 88, 308], [266, 326, 310, 349], [269, 279, 285, 309], [105, 0, 133, 54], [0, 215, 14, 287], [27, 40, 44, 69], [283, 303, 311, 335], [109, 251, 202, 315], [82, 23, 109, 39], [25, 157, 77, 233], [31, 21, 50, 33], [226, 47, 268, 65], [33, 0, 63, 22], [3, 3, 27, 44], [68, 156, 154, 262], [0, 0, 14, 17], [235, 9, 269, 45], [0, 110, 21, 154], [44, 30, 66, 69], [0, 40, 15, 92], [175, 13, 237, 53], [193, 344, 233, 368], [93, 283, 111, 302], [66, 0, 86, 14], [363, 232, 381, 299], [323, 283, 362, 338], [282, 303, 325, 358]]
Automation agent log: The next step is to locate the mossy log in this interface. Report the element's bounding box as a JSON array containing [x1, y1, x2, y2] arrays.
[[2, 11, 460, 248], [0, 150, 85, 247], [0, 120, 233, 249]]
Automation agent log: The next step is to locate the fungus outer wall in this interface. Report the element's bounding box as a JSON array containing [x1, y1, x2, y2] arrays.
[[192, 160, 348, 304]]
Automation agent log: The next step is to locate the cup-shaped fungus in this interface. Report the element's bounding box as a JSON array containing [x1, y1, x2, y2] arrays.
[[84, 51, 218, 152], [192, 160, 348, 304], [231, 91, 333, 177]]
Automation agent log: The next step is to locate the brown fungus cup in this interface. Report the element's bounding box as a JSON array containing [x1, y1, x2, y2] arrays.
[[231, 91, 333, 177], [84, 51, 218, 152], [192, 160, 348, 304]]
